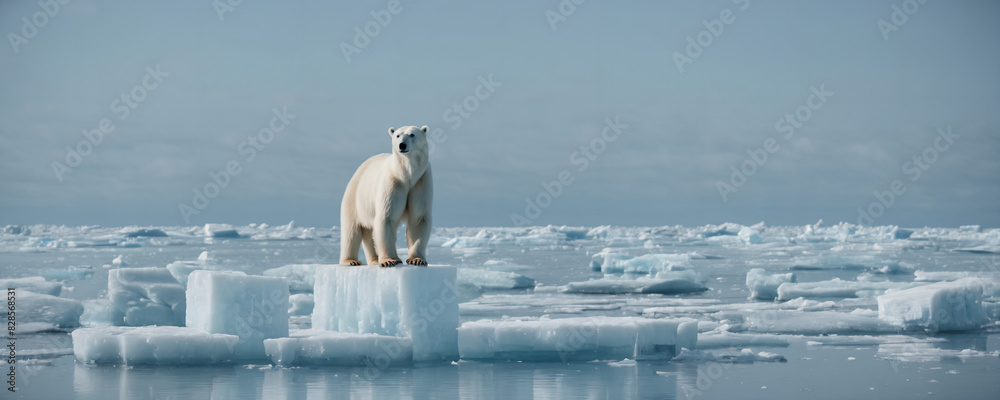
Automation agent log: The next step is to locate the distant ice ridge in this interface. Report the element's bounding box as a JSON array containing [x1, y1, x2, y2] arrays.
[[312, 265, 460, 362], [745, 268, 796, 300], [458, 317, 697, 361], [877, 277, 997, 332]]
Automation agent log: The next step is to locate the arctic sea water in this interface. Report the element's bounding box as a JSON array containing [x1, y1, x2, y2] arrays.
[[2, 222, 998, 399]]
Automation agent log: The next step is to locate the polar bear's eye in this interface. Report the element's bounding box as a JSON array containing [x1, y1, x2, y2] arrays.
[[408, 133, 415, 137]]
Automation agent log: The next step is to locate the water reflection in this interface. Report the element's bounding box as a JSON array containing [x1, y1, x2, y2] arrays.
[[73, 360, 679, 399]]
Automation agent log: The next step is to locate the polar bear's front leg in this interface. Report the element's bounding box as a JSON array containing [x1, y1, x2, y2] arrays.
[[374, 189, 406, 267], [405, 167, 433, 266], [406, 215, 431, 266], [374, 219, 401, 267]]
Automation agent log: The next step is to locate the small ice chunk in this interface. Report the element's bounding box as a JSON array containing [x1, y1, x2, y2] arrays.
[[607, 358, 637, 367], [0, 277, 62, 296], [263, 329, 413, 366], [17, 290, 83, 332], [877, 278, 995, 332], [745, 268, 796, 300], [72, 326, 239, 365], [108, 267, 186, 326], [457, 268, 535, 290], [457, 317, 698, 361], [561, 277, 707, 295], [738, 227, 763, 245], [312, 265, 459, 362], [203, 224, 241, 238], [112, 255, 126, 266], [186, 270, 289, 360], [288, 293, 314, 316]]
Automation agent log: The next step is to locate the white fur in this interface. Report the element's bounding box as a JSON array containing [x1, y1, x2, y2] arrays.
[[340, 125, 433, 266]]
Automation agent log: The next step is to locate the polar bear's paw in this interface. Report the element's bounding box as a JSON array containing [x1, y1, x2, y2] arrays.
[[406, 257, 427, 266], [341, 259, 363, 266], [379, 259, 402, 267]]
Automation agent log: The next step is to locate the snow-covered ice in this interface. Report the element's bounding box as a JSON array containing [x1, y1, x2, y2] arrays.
[[312, 265, 459, 362], [877, 277, 995, 332], [745, 268, 796, 300]]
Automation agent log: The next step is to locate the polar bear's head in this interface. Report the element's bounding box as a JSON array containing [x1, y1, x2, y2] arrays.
[[389, 125, 429, 156]]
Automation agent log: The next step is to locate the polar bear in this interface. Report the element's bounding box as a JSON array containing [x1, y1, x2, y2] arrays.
[[340, 125, 433, 267]]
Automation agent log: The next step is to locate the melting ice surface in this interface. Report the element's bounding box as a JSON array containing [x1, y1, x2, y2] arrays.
[[2, 222, 1000, 399]]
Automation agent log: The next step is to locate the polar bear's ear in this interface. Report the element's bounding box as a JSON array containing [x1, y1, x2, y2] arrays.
[[420, 126, 428, 133], [388, 127, 396, 135]]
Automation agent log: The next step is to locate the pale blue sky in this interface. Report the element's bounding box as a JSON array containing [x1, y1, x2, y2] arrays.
[[1, 0, 997, 228]]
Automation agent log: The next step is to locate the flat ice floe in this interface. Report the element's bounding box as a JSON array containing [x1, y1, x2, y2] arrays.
[[72, 326, 239, 365], [561, 276, 707, 295], [776, 278, 914, 301], [673, 348, 787, 363], [457, 317, 697, 361], [263, 329, 413, 366]]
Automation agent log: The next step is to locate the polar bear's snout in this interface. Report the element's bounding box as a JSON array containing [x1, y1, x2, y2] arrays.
[[398, 142, 408, 153]]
